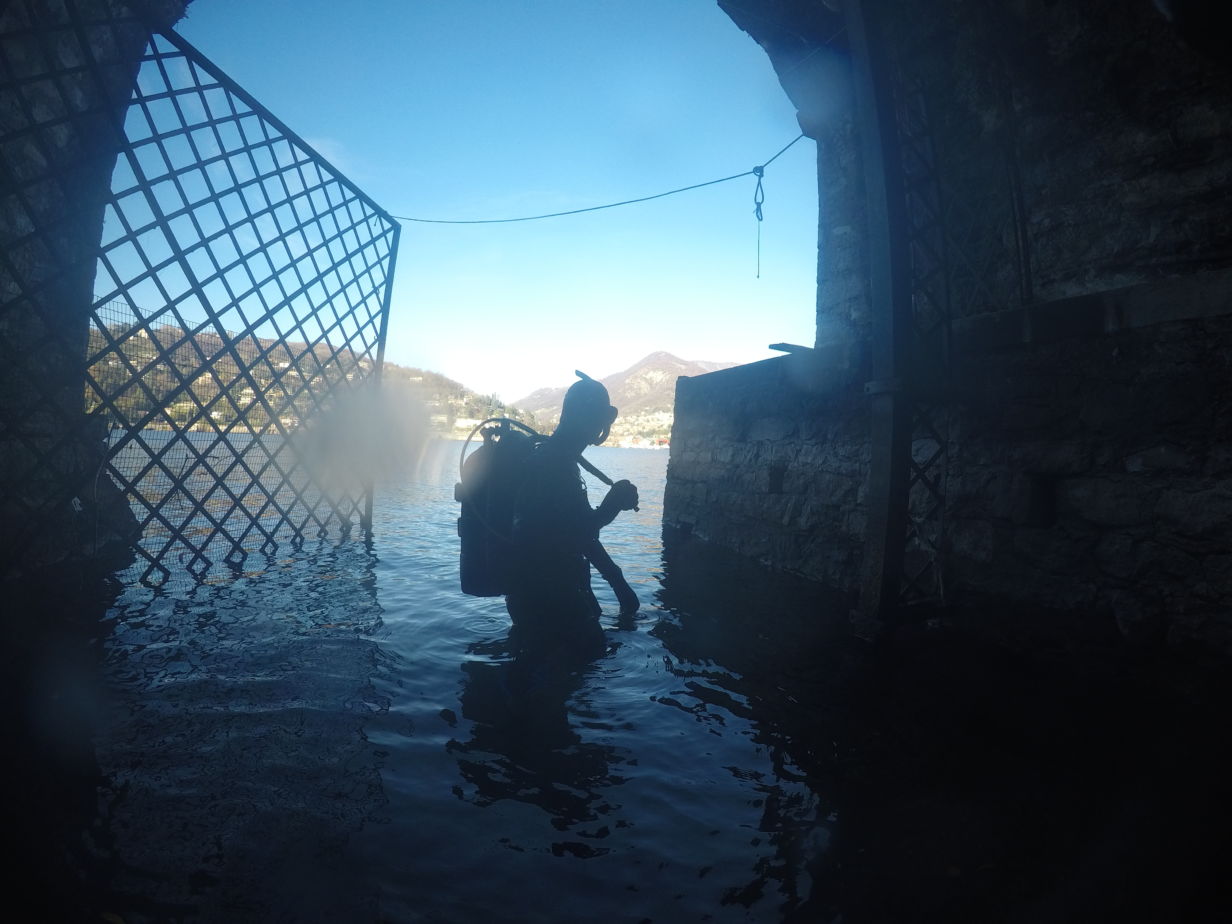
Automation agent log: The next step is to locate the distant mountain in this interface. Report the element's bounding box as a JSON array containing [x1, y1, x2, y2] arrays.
[[511, 351, 737, 442]]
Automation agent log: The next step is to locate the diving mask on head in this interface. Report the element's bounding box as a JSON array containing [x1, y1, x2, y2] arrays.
[[565, 370, 618, 445]]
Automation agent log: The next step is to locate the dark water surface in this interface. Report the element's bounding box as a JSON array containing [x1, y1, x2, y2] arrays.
[[74, 441, 845, 922], [17, 440, 1232, 922]]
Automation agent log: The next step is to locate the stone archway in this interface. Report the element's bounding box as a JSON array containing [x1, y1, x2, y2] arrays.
[[666, 0, 1232, 651]]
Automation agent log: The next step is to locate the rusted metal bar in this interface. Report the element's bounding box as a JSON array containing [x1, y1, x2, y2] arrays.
[[846, 0, 914, 639]]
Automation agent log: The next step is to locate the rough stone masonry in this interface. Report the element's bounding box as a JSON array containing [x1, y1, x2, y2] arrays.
[[665, 0, 1232, 653]]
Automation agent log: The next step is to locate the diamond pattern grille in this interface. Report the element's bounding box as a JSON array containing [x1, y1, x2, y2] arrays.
[[893, 68, 951, 607], [1, 0, 157, 578], [881, 0, 1028, 607], [84, 30, 399, 586]]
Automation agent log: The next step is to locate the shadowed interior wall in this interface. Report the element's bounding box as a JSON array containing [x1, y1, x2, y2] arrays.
[[665, 0, 1232, 651], [0, 0, 189, 580]]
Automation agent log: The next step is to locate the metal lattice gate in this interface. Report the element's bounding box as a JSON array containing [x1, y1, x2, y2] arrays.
[[850, 0, 1030, 625], [83, 29, 400, 586], [886, 0, 1029, 610], [81, 29, 401, 585]]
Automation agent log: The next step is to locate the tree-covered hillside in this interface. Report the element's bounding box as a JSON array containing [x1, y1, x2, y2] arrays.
[[82, 318, 537, 437], [381, 362, 539, 434]]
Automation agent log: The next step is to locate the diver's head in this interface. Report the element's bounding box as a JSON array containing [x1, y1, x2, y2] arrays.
[[559, 370, 617, 445]]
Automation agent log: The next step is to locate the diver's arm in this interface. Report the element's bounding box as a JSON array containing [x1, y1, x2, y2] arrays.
[[594, 480, 638, 529], [586, 539, 639, 615]]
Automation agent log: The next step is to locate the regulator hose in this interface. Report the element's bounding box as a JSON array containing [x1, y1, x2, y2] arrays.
[[458, 417, 636, 508]]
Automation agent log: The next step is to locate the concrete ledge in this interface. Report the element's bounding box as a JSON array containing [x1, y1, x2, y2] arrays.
[[681, 338, 869, 399]]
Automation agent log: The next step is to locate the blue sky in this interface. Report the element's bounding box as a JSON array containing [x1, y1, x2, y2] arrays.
[[175, 0, 818, 402]]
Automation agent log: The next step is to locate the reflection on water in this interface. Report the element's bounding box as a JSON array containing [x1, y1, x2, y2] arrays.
[[42, 437, 1229, 923], [450, 642, 630, 854], [347, 442, 840, 922], [652, 536, 851, 914], [73, 439, 855, 922], [86, 539, 394, 922]]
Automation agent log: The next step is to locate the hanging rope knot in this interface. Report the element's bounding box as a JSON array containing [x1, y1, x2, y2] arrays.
[[752, 165, 765, 222]]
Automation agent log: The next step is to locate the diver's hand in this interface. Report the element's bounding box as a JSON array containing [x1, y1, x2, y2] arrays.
[[605, 479, 639, 512], [614, 578, 640, 616]]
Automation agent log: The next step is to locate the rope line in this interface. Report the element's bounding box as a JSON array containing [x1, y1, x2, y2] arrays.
[[760, 132, 807, 169], [392, 132, 806, 225], [753, 165, 766, 278]]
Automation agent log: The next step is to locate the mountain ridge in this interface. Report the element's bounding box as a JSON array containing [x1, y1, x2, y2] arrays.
[[510, 351, 737, 441]]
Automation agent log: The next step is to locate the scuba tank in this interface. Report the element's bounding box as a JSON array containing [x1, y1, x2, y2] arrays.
[[455, 418, 540, 596]]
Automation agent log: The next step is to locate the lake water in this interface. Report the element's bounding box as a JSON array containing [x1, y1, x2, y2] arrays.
[[27, 437, 1232, 923], [82, 439, 846, 923]]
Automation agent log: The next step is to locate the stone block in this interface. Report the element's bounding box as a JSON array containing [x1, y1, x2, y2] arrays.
[[810, 469, 857, 503], [747, 416, 797, 442], [948, 469, 1026, 521], [1154, 483, 1232, 536], [949, 518, 998, 565], [997, 397, 1068, 433], [1058, 476, 1157, 526], [1012, 524, 1095, 575], [1093, 530, 1139, 580], [1203, 553, 1232, 585], [1078, 384, 1144, 431], [841, 507, 866, 537], [1009, 441, 1094, 475], [1133, 540, 1201, 581], [1006, 472, 1059, 526], [1205, 447, 1232, 478], [1123, 444, 1196, 473]]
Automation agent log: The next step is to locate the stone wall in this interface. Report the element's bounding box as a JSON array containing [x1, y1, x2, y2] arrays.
[[664, 346, 868, 601], [665, 0, 1232, 652], [0, 0, 188, 581], [945, 282, 1232, 652], [667, 272, 1232, 651], [997, 0, 1232, 300]]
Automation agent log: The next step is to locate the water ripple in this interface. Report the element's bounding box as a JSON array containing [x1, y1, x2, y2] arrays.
[[88, 443, 831, 922]]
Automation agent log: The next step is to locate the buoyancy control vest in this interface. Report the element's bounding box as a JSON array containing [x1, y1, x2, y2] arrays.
[[454, 418, 541, 597]]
